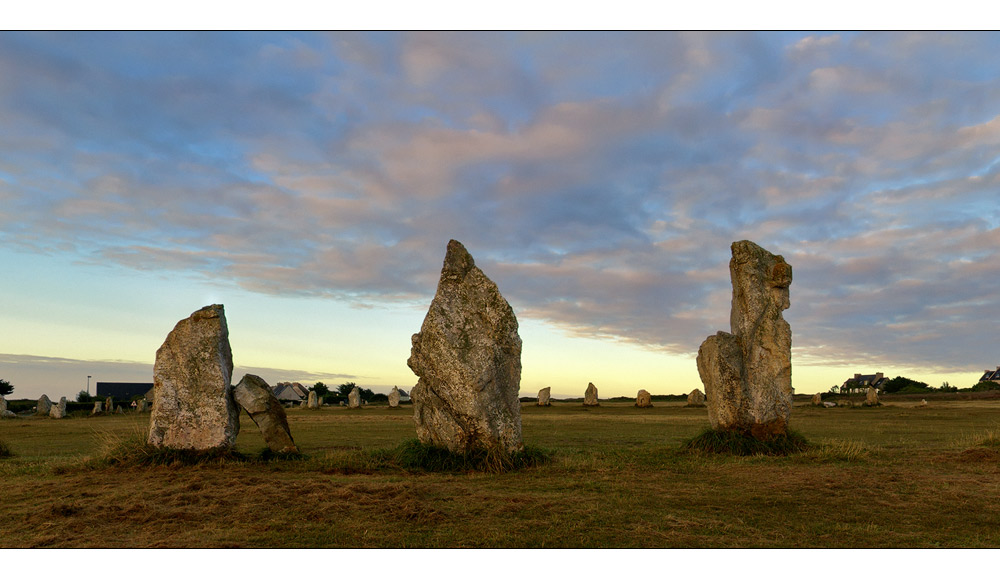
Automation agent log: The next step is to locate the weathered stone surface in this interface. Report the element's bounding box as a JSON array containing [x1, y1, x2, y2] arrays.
[[635, 389, 652, 408], [823, 401, 837, 408], [50, 397, 68, 419], [36, 394, 52, 416], [148, 304, 240, 450], [388, 387, 400, 408], [865, 387, 880, 407], [0, 395, 15, 419], [233, 374, 298, 454], [697, 240, 793, 440], [686, 389, 706, 407], [307, 390, 319, 409], [537, 387, 551, 407], [407, 240, 524, 454], [105, 396, 114, 414], [348, 387, 361, 409], [812, 393, 824, 406], [583, 383, 599, 406], [92, 401, 103, 415], [138, 399, 149, 412]]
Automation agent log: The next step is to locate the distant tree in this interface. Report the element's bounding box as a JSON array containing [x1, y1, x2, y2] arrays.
[[829, 385, 839, 394], [971, 381, 1000, 392], [882, 376, 929, 394], [337, 382, 357, 397], [310, 382, 330, 397], [0, 379, 12, 397], [76, 390, 93, 403], [938, 382, 958, 393], [370, 393, 388, 403]]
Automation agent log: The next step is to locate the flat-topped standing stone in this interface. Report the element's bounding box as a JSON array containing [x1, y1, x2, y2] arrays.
[[1, 395, 15, 419], [583, 383, 599, 406], [687, 388, 706, 407], [812, 393, 823, 406], [148, 304, 240, 450], [348, 387, 361, 409], [306, 390, 319, 409], [537, 387, 551, 407], [697, 240, 793, 440], [36, 395, 52, 416], [50, 397, 68, 419], [233, 374, 298, 454], [407, 240, 524, 454], [635, 389, 652, 408], [388, 387, 401, 408]]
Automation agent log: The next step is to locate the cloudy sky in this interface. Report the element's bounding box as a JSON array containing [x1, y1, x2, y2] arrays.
[[1, 31, 998, 401]]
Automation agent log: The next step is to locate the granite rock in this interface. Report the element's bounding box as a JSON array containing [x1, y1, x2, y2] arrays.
[[537, 387, 551, 407], [583, 383, 599, 407], [233, 374, 298, 454], [635, 389, 652, 408]]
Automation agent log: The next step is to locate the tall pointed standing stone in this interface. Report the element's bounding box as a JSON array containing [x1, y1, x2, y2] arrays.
[[583, 383, 599, 406], [686, 388, 706, 407], [148, 305, 240, 450], [348, 387, 361, 408], [697, 240, 793, 440], [307, 390, 319, 409], [537, 387, 551, 407], [407, 240, 524, 454], [388, 387, 400, 408]]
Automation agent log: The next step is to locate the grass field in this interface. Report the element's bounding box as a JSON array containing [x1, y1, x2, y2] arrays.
[[2, 397, 1000, 548]]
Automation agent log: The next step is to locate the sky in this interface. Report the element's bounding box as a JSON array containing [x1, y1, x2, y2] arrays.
[[2, 30, 999, 401]]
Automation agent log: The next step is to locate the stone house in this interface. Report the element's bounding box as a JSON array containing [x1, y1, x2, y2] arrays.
[[272, 382, 309, 402], [980, 366, 1000, 384], [840, 373, 888, 395]]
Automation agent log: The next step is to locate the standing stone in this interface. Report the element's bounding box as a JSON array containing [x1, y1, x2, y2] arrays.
[[36, 394, 52, 416], [635, 389, 652, 408], [232, 374, 298, 454], [407, 240, 524, 454], [697, 240, 793, 440], [812, 393, 824, 406], [105, 396, 115, 414], [92, 400, 103, 415], [686, 389, 706, 407], [865, 387, 880, 407], [1, 395, 15, 419], [388, 387, 401, 408], [148, 304, 240, 450], [307, 390, 319, 409], [138, 399, 149, 412], [583, 383, 599, 406], [50, 397, 68, 419], [348, 387, 361, 409], [537, 387, 551, 407]]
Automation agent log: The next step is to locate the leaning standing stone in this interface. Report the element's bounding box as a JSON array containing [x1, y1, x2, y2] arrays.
[[233, 374, 298, 454], [348, 387, 361, 409], [583, 383, 599, 406], [36, 394, 52, 416], [537, 387, 551, 407], [388, 387, 401, 408], [686, 389, 706, 407], [635, 389, 652, 408], [407, 240, 524, 454], [148, 304, 240, 450], [50, 397, 68, 419], [697, 240, 793, 440]]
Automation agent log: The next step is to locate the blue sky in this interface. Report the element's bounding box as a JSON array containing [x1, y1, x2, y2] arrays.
[[2, 31, 999, 400]]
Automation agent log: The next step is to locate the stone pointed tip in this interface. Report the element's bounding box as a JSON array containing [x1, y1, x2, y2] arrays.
[[193, 304, 225, 319], [442, 239, 475, 277]]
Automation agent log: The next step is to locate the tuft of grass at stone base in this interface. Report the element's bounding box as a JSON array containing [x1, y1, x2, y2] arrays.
[[681, 428, 809, 456], [375, 439, 552, 474], [0, 439, 12, 459]]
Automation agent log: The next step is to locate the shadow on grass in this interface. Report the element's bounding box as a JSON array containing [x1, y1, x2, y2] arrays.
[[82, 432, 552, 475], [681, 428, 809, 456]]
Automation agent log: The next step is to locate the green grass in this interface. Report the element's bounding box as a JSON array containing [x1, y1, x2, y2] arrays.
[[3, 400, 1000, 547], [0, 439, 12, 459], [682, 428, 809, 455]]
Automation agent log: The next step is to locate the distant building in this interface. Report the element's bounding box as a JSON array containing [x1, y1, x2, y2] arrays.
[[272, 382, 309, 401], [96, 382, 154, 400], [980, 366, 1000, 384], [840, 373, 888, 395]]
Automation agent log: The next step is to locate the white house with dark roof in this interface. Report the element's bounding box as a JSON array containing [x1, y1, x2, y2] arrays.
[[271, 382, 309, 402], [840, 372, 888, 395]]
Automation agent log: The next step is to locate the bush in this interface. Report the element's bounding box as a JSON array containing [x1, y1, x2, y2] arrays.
[[971, 381, 1000, 392], [882, 376, 929, 394], [682, 428, 809, 456]]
